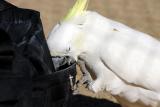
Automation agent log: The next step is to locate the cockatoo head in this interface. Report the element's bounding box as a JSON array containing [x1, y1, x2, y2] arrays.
[[47, 0, 89, 60]]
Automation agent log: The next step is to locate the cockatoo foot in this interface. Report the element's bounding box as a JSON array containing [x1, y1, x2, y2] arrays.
[[77, 59, 93, 87], [89, 79, 105, 93]]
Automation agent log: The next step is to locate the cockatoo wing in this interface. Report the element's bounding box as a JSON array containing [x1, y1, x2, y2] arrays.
[[99, 20, 160, 92]]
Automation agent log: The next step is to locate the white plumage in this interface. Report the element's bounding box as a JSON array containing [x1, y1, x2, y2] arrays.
[[47, 2, 160, 107]]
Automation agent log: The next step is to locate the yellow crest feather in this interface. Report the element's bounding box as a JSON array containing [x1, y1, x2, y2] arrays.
[[63, 0, 89, 21]]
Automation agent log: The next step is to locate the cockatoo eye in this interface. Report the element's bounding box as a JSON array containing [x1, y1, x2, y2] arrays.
[[78, 24, 83, 26], [77, 24, 84, 29], [66, 47, 71, 53]]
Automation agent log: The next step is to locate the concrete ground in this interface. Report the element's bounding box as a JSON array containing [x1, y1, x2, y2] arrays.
[[8, 0, 160, 107]]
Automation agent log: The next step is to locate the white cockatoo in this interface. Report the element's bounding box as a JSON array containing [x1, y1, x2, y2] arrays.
[[47, 0, 160, 106]]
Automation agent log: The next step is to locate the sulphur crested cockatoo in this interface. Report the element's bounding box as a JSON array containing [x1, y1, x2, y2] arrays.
[[47, 0, 160, 106]]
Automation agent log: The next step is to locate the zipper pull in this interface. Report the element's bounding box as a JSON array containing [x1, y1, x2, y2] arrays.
[[69, 75, 74, 90]]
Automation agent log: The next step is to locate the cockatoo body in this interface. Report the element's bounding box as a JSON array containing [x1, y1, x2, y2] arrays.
[[47, 0, 160, 106]]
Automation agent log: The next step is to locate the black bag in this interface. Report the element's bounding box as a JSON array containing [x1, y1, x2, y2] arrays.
[[32, 57, 76, 107], [0, 29, 76, 107], [0, 1, 76, 107]]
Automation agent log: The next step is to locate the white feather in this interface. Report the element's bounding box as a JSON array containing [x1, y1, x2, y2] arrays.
[[47, 11, 160, 106]]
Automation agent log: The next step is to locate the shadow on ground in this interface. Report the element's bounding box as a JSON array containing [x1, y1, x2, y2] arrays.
[[68, 94, 121, 107]]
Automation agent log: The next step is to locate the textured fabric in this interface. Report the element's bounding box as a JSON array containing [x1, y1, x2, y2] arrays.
[[0, 29, 32, 107], [0, 1, 76, 107], [0, 1, 55, 76]]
